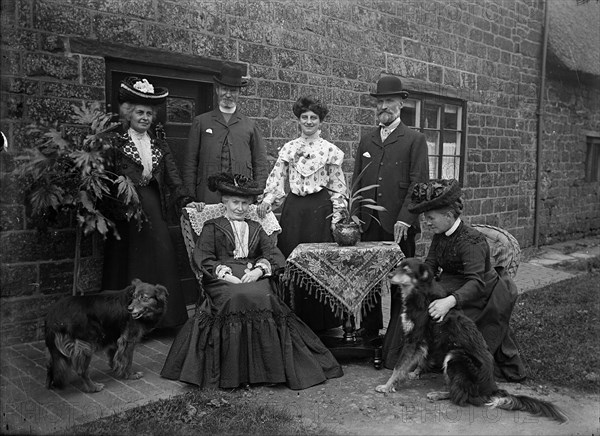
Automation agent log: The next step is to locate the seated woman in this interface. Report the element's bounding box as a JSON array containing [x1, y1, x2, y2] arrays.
[[382, 179, 526, 382], [161, 173, 343, 390]]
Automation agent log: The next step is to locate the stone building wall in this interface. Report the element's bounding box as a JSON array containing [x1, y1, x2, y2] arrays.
[[1, 0, 598, 345]]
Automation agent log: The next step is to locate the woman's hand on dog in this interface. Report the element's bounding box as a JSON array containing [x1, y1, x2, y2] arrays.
[[428, 295, 456, 322]]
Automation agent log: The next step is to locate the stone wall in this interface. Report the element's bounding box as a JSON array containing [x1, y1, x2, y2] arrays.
[[534, 74, 600, 244], [1, 0, 599, 345]]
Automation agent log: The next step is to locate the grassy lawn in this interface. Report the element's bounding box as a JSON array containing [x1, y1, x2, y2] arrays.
[[512, 269, 600, 393], [62, 388, 332, 435], [63, 268, 600, 435]]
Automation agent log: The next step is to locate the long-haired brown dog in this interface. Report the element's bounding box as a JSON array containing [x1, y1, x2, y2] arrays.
[[45, 279, 168, 393], [375, 258, 567, 423]]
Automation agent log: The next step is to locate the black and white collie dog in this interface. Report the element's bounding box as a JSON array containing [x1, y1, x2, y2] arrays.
[[375, 258, 567, 423]]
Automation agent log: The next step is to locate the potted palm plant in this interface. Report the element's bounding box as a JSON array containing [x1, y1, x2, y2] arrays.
[[13, 102, 144, 295], [327, 162, 387, 246]]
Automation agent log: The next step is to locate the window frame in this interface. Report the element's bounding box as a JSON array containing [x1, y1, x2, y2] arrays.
[[585, 134, 600, 183], [402, 93, 467, 181]]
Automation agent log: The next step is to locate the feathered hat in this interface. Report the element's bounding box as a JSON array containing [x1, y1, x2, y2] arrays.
[[118, 76, 169, 105], [408, 179, 462, 214], [207, 173, 263, 197]]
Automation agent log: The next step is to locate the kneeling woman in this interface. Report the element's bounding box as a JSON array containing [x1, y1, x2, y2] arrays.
[[161, 173, 343, 389], [382, 179, 526, 382]]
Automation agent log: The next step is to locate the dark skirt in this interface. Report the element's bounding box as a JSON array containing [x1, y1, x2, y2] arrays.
[[278, 190, 341, 331], [381, 269, 526, 381], [160, 277, 343, 390], [102, 181, 188, 328]]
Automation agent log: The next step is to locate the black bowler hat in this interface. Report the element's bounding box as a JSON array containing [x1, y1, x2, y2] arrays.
[[370, 75, 409, 99], [213, 63, 249, 88], [118, 76, 169, 105]]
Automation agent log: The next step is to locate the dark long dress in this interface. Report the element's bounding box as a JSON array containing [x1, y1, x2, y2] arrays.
[[161, 217, 343, 389], [102, 127, 192, 328], [382, 221, 526, 381], [278, 190, 341, 331]]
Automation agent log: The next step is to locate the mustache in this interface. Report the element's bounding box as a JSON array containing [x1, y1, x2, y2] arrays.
[[378, 109, 393, 115]]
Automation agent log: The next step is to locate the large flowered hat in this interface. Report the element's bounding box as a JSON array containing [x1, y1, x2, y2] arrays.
[[408, 179, 462, 214], [208, 173, 263, 197], [118, 76, 169, 105]]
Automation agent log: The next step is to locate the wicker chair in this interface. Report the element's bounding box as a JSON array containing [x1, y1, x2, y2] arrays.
[[472, 224, 521, 278], [180, 203, 282, 301]]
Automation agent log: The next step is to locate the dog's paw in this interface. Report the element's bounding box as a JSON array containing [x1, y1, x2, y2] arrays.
[[408, 369, 421, 380], [83, 382, 104, 393], [126, 371, 143, 380], [375, 384, 396, 393], [426, 391, 450, 401]]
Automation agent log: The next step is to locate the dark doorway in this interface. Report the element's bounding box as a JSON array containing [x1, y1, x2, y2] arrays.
[[105, 59, 216, 306]]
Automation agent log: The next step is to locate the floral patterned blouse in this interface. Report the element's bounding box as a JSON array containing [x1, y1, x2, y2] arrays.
[[262, 134, 347, 212]]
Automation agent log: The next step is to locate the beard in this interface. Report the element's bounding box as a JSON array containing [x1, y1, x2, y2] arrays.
[[377, 109, 399, 126]]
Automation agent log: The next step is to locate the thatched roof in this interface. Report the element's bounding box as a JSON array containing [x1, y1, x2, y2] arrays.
[[548, 0, 600, 77]]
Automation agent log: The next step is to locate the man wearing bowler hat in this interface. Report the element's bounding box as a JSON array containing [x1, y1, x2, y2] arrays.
[[182, 63, 268, 204], [351, 74, 430, 339]]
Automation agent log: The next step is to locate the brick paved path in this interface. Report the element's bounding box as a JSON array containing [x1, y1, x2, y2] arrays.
[[1, 237, 597, 434]]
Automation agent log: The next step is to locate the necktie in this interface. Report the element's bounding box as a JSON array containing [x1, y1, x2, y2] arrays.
[[380, 127, 391, 142]]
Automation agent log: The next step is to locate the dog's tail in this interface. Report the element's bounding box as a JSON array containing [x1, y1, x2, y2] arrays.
[[486, 390, 568, 423]]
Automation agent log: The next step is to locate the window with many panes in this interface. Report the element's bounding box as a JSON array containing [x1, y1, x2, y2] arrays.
[[401, 95, 466, 181]]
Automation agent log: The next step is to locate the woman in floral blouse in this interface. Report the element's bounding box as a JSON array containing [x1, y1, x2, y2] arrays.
[[257, 96, 347, 331]]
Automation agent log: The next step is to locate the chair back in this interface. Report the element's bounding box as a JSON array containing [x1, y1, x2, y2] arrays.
[[472, 224, 521, 278], [180, 203, 282, 285]]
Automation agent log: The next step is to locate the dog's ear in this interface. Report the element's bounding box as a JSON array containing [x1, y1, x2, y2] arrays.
[[154, 284, 169, 306], [131, 278, 142, 287], [417, 262, 435, 283]]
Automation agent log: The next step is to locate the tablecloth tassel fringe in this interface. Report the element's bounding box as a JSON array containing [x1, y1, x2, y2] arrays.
[[283, 268, 345, 319], [360, 288, 380, 315]]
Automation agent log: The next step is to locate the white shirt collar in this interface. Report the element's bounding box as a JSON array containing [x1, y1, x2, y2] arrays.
[[445, 218, 461, 236], [379, 116, 401, 131], [219, 105, 236, 114]]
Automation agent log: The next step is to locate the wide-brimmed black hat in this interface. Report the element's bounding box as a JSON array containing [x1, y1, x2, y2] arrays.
[[213, 63, 248, 88], [119, 76, 168, 105], [208, 173, 262, 197], [370, 75, 409, 99], [408, 179, 462, 214]]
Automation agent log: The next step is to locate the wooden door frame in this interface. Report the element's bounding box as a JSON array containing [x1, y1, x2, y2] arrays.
[[66, 37, 246, 115]]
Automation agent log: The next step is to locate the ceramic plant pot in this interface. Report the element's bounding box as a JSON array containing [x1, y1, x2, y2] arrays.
[[332, 222, 361, 246]]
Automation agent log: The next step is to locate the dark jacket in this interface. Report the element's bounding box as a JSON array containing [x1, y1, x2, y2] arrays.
[[424, 221, 519, 354], [182, 109, 269, 204], [352, 122, 429, 234], [194, 217, 286, 282], [104, 125, 193, 220]]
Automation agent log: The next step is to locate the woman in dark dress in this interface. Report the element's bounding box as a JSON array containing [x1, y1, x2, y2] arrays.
[[257, 96, 347, 332], [102, 76, 194, 328], [382, 179, 527, 382], [161, 173, 343, 390]]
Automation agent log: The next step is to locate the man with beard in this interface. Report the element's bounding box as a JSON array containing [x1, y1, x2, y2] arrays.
[[182, 63, 268, 205], [351, 74, 429, 339]]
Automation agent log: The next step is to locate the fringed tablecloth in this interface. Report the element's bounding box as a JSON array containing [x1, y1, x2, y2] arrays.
[[282, 241, 405, 328]]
